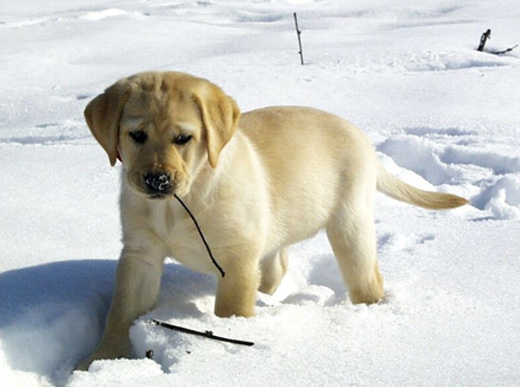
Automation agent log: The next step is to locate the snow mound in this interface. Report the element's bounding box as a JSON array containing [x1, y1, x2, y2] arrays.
[[378, 129, 520, 220], [79, 9, 126, 22], [403, 50, 511, 72], [0, 261, 116, 385], [377, 136, 460, 185], [68, 359, 163, 387], [472, 176, 520, 219], [282, 285, 336, 306], [441, 146, 520, 175]]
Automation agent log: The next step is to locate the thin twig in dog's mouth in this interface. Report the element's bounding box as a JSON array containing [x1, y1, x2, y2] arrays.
[[173, 194, 226, 278]]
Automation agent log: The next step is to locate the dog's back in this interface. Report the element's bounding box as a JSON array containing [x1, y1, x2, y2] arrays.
[[240, 106, 467, 214]]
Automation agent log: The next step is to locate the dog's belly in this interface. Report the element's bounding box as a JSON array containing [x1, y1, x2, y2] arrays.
[[267, 187, 338, 250]]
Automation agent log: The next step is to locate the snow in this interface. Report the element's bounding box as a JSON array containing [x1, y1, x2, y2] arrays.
[[1, 0, 519, 385]]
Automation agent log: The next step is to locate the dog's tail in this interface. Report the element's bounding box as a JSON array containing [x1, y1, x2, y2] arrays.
[[376, 163, 468, 210]]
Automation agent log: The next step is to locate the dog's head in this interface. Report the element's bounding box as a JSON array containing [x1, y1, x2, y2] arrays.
[[85, 72, 240, 199]]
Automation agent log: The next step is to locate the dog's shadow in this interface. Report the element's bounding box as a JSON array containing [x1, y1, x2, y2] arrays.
[[0, 259, 215, 384]]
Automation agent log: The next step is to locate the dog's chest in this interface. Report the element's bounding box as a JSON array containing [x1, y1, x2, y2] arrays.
[[147, 200, 218, 274]]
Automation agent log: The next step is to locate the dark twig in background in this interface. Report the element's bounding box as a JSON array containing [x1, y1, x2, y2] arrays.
[[477, 29, 491, 52], [492, 44, 518, 55], [477, 29, 518, 55], [293, 12, 304, 65]]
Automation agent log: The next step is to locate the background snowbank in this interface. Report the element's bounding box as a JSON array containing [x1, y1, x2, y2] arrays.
[[1, 1, 519, 386]]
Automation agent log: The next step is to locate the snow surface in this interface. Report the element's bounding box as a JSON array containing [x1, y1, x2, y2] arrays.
[[1, 0, 519, 386]]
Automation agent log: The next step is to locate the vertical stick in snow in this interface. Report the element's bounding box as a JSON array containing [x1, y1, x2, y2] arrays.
[[478, 29, 491, 52], [293, 12, 304, 65]]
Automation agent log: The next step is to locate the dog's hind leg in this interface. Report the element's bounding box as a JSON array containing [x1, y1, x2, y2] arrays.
[[326, 199, 384, 305], [258, 248, 289, 295]]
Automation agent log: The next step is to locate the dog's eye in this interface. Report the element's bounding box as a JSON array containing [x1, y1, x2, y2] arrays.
[[129, 130, 147, 144], [173, 134, 192, 146]]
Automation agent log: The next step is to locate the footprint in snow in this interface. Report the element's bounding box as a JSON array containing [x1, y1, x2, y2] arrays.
[[282, 285, 337, 307], [377, 129, 520, 220], [378, 232, 435, 253]]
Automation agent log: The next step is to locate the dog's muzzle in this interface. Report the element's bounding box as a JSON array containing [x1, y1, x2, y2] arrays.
[[144, 172, 175, 197]]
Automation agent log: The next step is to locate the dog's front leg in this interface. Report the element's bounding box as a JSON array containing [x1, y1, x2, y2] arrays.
[[214, 251, 260, 318], [77, 247, 165, 370]]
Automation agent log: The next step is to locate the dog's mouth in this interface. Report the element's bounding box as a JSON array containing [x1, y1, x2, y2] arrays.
[[147, 193, 170, 200], [126, 170, 190, 200]]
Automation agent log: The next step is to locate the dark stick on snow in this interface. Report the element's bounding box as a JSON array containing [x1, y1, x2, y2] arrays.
[[293, 12, 304, 65], [477, 29, 491, 52], [150, 319, 255, 347], [174, 194, 225, 278], [476, 29, 517, 55], [492, 44, 518, 55]]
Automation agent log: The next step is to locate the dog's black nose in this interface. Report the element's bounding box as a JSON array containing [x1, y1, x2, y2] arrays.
[[144, 172, 173, 195]]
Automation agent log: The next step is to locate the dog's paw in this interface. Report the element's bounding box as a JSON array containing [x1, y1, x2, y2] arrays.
[[75, 357, 94, 372], [74, 342, 132, 371], [349, 269, 384, 305]]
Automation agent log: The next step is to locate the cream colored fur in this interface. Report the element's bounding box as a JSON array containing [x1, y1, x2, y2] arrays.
[[78, 71, 467, 370]]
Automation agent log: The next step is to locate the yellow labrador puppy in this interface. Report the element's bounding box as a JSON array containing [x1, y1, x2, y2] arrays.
[[79, 71, 467, 369]]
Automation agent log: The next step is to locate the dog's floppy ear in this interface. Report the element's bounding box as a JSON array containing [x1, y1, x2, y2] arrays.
[[193, 83, 241, 168], [84, 80, 130, 166]]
